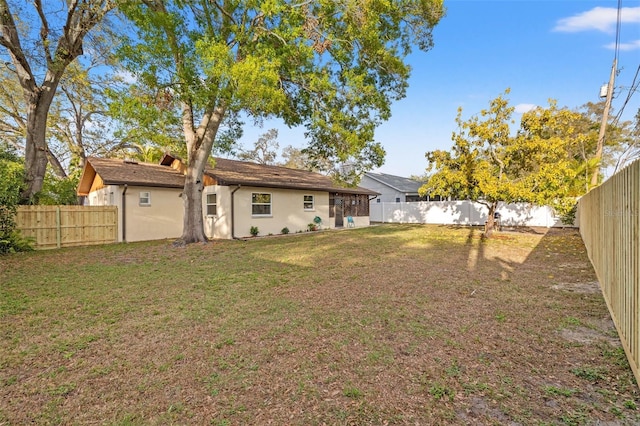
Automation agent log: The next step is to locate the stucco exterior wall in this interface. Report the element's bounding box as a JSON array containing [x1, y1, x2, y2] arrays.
[[203, 185, 233, 240], [87, 183, 368, 242], [231, 187, 330, 238], [122, 186, 184, 242]]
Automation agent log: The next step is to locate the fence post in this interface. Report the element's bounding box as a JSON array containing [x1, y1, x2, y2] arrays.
[[56, 206, 61, 249]]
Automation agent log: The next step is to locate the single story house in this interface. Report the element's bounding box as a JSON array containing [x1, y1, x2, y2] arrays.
[[77, 154, 378, 242], [361, 172, 442, 204]]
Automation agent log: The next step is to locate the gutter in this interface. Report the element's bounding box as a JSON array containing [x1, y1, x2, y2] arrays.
[[122, 184, 128, 243], [230, 184, 241, 239]]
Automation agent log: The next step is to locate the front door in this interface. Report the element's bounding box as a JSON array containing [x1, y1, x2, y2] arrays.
[[334, 197, 344, 227]]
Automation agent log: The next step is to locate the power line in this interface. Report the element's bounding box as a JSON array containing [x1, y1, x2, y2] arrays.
[[612, 64, 640, 127], [615, 0, 622, 63]]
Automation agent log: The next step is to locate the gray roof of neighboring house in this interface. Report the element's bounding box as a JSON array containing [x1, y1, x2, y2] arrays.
[[364, 172, 425, 194]]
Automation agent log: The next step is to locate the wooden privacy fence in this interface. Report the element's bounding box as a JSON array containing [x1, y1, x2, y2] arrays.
[[16, 205, 118, 249], [578, 159, 640, 388]]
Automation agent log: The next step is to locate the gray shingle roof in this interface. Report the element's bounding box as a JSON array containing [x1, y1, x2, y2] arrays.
[[364, 172, 424, 193]]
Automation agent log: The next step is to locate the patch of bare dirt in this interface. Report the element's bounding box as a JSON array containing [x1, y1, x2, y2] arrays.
[[552, 281, 601, 293]]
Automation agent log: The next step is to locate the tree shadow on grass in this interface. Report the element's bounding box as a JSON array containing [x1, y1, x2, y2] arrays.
[[451, 226, 636, 425]]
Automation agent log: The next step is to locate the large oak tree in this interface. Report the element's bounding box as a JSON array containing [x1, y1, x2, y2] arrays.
[[117, 0, 445, 244], [0, 0, 115, 202]]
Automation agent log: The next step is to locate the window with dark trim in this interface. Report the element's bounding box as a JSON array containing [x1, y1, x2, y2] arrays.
[[206, 193, 217, 216]]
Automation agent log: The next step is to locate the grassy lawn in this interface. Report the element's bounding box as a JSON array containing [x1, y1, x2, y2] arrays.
[[1, 224, 638, 425]]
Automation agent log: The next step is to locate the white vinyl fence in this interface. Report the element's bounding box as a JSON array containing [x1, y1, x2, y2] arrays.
[[370, 201, 565, 228]]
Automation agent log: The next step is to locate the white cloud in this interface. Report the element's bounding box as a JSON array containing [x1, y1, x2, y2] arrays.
[[605, 39, 640, 51], [554, 6, 640, 33], [115, 69, 138, 84], [514, 103, 537, 114]]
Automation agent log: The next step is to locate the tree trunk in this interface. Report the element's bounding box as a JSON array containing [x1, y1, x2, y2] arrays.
[[22, 87, 57, 202], [176, 105, 225, 245], [484, 201, 498, 238], [178, 163, 208, 244], [0, 0, 114, 202]]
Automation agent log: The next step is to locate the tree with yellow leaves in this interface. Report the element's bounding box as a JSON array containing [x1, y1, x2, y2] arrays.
[[420, 90, 586, 235]]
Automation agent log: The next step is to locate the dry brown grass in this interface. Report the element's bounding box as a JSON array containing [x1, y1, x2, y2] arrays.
[[0, 224, 638, 425]]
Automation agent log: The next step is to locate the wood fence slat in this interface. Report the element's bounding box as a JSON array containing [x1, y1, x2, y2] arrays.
[[579, 159, 640, 389], [15, 205, 118, 249]]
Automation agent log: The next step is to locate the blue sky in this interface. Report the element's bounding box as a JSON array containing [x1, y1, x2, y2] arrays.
[[237, 0, 640, 178]]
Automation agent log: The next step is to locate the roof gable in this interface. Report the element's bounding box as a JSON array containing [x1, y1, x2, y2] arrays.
[[77, 157, 185, 195]]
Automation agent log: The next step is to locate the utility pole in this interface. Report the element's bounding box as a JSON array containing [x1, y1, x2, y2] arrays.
[[591, 58, 617, 187]]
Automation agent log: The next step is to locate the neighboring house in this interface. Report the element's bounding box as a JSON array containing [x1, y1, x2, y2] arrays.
[[361, 172, 441, 204], [77, 154, 378, 242]]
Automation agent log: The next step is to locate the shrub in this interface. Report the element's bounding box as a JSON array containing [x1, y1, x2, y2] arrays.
[[307, 223, 317, 231], [249, 226, 259, 237], [0, 149, 32, 254], [0, 231, 34, 254], [281, 227, 290, 234], [560, 203, 578, 226], [38, 171, 81, 205]]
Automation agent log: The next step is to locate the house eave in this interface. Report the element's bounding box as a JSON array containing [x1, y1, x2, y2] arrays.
[[214, 179, 378, 196], [102, 180, 185, 190]]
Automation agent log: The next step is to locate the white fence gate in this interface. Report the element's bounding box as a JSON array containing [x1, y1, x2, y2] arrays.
[[369, 201, 565, 227]]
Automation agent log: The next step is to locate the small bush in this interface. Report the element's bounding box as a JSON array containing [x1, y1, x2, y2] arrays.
[[0, 153, 32, 254], [281, 227, 289, 234], [560, 203, 578, 226], [0, 230, 34, 254], [307, 223, 317, 231], [249, 226, 259, 237]]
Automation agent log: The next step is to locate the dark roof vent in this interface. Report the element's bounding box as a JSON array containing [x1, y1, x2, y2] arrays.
[[123, 159, 139, 165]]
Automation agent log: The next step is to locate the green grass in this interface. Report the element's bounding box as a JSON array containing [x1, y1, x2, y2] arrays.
[[544, 385, 577, 397], [1, 225, 638, 424]]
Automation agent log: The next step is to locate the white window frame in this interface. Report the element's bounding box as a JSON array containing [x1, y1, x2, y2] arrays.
[[303, 195, 315, 211], [251, 193, 272, 217], [139, 191, 151, 206], [206, 193, 217, 216]]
